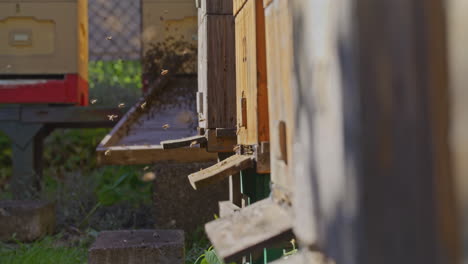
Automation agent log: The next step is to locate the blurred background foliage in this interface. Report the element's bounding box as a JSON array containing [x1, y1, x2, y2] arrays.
[[0, 60, 151, 231], [0, 60, 212, 263]]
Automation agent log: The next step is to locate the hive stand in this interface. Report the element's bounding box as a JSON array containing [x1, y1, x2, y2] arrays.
[[0, 105, 121, 199]]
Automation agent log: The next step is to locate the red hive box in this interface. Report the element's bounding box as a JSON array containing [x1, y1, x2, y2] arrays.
[[0, 0, 88, 106]]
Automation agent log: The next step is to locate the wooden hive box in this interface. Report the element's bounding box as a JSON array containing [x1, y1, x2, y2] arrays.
[[160, 0, 238, 154], [0, 0, 88, 105], [197, 0, 236, 132], [263, 0, 294, 199], [235, 0, 269, 150]]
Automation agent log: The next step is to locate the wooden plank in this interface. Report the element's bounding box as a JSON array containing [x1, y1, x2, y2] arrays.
[[263, 0, 273, 8], [447, 0, 468, 261], [264, 0, 294, 195], [96, 145, 216, 165], [233, 0, 247, 16], [160, 135, 207, 149], [235, 0, 269, 145], [198, 14, 236, 129], [219, 200, 240, 217], [188, 154, 254, 189], [0, 107, 20, 121], [206, 129, 237, 152], [255, 141, 270, 173], [205, 198, 293, 262], [270, 251, 332, 264], [290, 0, 459, 263], [200, 0, 233, 15], [216, 128, 237, 138], [21, 106, 122, 124]]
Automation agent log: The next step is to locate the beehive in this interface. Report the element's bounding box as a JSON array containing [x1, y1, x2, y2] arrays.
[[197, 0, 236, 131], [234, 0, 269, 147], [263, 0, 294, 198], [0, 0, 88, 105]]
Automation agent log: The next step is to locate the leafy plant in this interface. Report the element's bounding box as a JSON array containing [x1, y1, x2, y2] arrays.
[[0, 235, 87, 264], [88, 60, 142, 106], [194, 246, 236, 264]]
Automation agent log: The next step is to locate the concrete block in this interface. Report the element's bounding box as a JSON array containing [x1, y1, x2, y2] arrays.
[[89, 229, 185, 264], [0, 200, 56, 241]]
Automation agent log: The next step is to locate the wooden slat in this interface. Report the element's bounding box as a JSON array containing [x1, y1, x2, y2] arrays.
[[21, 106, 122, 124], [188, 154, 254, 189], [205, 198, 293, 262], [235, 0, 269, 145], [264, 0, 294, 194], [200, 0, 233, 15], [160, 135, 207, 149], [206, 129, 237, 153], [233, 0, 247, 16], [198, 14, 236, 129], [219, 200, 240, 217], [216, 128, 237, 138], [0, 107, 20, 121], [447, 0, 468, 260], [96, 145, 216, 165], [270, 251, 332, 264]]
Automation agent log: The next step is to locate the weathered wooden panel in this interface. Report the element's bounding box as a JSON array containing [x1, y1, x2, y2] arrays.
[[270, 251, 332, 264], [188, 154, 254, 189], [160, 135, 207, 149], [205, 198, 293, 262], [198, 14, 236, 129], [96, 145, 216, 165], [264, 0, 294, 196], [199, 0, 233, 15], [219, 200, 241, 217], [235, 0, 269, 146], [291, 0, 459, 263], [233, 0, 247, 15], [446, 0, 468, 261]]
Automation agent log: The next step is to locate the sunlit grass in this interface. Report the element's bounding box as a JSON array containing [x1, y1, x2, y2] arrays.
[[0, 236, 87, 264]]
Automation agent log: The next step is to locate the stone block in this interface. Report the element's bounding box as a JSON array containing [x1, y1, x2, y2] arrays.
[[0, 200, 56, 241], [89, 229, 184, 264]]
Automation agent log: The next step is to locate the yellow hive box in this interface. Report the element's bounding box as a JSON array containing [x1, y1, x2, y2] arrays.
[[0, 0, 88, 105], [0, 0, 87, 78]]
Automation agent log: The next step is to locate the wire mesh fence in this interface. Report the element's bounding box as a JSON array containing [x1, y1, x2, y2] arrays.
[[88, 0, 141, 61]]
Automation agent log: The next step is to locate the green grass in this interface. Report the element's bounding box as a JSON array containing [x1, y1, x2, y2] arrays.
[[0, 236, 88, 264]]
